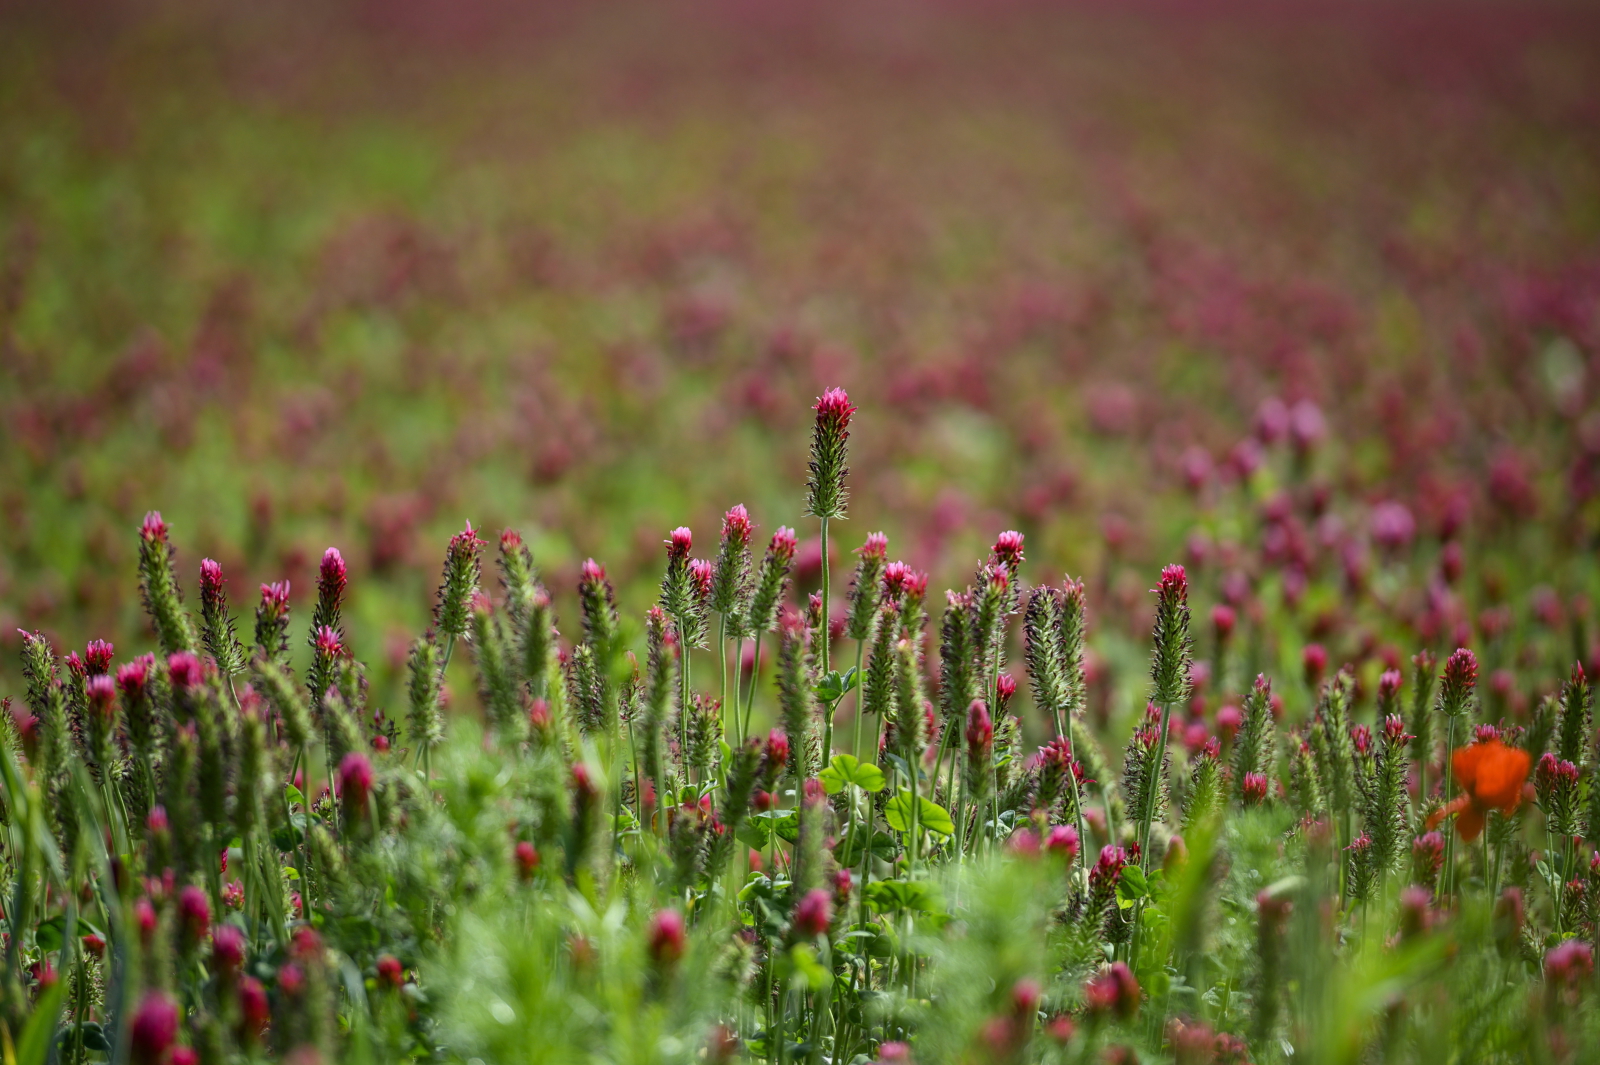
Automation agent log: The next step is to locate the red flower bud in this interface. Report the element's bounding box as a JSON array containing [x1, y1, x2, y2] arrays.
[[647, 909, 686, 966], [1044, 824, 1081, 861], [130, 992, 181, 1064], [339, 752, 374, 815], [85, 674, 116, 724], [1211, 604, 1236, 642], [991, 530, 1025, 570], [168, 651, 202, 691], [84, 639, 115, 675], [213, 923, 246, 974], [793, 889, 833, 937], [515, 841, 540, 881], [1302, 643, 1328, 686], [376, 954, 404, 989], [238, 977, 270, 1043], [1083, 961, 1140, 1020], [140, 512, 169, 544], [178, 885, 210, 947]]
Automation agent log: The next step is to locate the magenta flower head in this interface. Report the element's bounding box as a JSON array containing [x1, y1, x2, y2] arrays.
[[722, 505, 753, 545], [318, 547, 348, 604], [995, 672, 1017, 712], [116, 658, 148, 698], [237, 976, 269, 1043], [197, 559, 247, 677], [254, 579, 293, 666], [1302, 643, 1328, 687], [806, 387, 856, 521], [213, 923, 246, 975], [140, 511, 169, 544], [1216, 704, 1242, 740], [314, 626, 342, 659], [1254, 397, 1290, 444], [748, 527, 799, 635], [1412, 831, 1444, 886], [1242, 772, 1269, 806], [711, 506, 756, 623], [84, 639, 115, 675], [1545, 940, 1595, 990], [882, 561, 914, 599], [1150, 564, 1192, 707], [1370, 502, 1416, 552], [178, 884, 211, 948], [1289, 399, 1326, 454], [168, 651, 202, 692], [647, 908, 687, 967], [965, 700, 994, 755], [200, 558, 225, 604], [667, 526, 694, 561], [1045, 824, 1081, 861], [1440, 647, 1478, 719], [1211, 604, 1236, 643], [376, 954, 405, 989], [85, 674, 116, 724], [130, 991, 181, 1065], [308, 546, 349, 661], [1084, 961, 1140, 1020], [991, 530, 1025, 571], [514, 841, 540, 881], [339, 751, 375, 816], [435, 521, 486, 641], [689, 558, 714, 601], [1399, 885, 1434, 940], [793, 888, 833, 937], [1091, 845, 1128, 888]]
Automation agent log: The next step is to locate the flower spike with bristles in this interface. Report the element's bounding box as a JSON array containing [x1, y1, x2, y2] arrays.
[[805, 388, 855, 522], [711, 505, 755, 637], [845, 532, 888, 644], [435, 521, 486, 649], [747, 528, 798, 636], [198, 559, 246, 678], [137, 511, 198, 656], [254, 580, 292, 668]]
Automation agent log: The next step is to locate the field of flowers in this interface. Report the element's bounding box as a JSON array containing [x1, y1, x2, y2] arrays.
[[3, 0, 1600, 1061]]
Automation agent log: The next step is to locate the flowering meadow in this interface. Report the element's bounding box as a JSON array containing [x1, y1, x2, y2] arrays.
[[5, 0, 1600, 1062], [2, 384, 1599, 1065]]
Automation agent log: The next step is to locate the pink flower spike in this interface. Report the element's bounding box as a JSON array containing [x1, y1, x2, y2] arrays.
[[667, 526, 694, 560], [168, 652, 202, 691], [722, 505, 753, 544], [139, 511, 169, 544], [813, 387, 856, 429], [84, 639, 115, 674], [858, 531, 889, 560]]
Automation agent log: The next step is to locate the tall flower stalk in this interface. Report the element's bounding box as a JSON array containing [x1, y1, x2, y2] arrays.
[[805, 388, 855, 685]]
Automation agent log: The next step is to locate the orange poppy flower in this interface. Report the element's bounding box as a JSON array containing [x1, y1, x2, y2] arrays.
[[1426, 739, 1531, 842]]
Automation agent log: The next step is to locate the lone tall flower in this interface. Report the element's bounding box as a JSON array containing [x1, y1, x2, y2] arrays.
[[198, 559, 246, 677], [806, 387, 856, 521], [138, 511, 197, 656], [435, 522, 486, 644]]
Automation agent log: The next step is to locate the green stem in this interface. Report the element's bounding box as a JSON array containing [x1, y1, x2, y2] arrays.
[[850, 640, 866, 759], [819, 518, 831, 676], [742, 633, 765, 744], [1441, 716, 1457, 901], [719, 614, 730, 745]]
